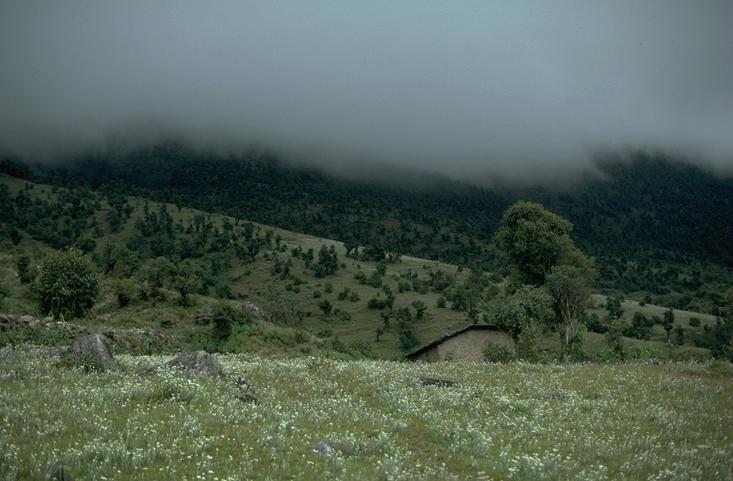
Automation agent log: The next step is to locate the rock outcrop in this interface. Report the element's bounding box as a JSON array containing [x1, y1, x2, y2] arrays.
[[66, 334, 116, 372], [166, 351, 223, 377]]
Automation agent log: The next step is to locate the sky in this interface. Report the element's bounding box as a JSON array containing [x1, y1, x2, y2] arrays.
[[1, 1, 732, 183]]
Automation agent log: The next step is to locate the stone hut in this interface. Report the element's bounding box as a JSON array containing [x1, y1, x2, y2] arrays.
[[406, 324, 514, 362]]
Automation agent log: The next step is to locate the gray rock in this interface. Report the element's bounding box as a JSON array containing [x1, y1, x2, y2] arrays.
[[44, 346, 69, 358], [0, 346, 14, 362], [233, 376, 257, 402], [312, 440, 336, 457], [642, 358, 661, 365], [44, 463, 72, 480], [544, 391, 567, 401], [241, 302, 267, 320], [237, 392, 257, 403], [66, 334, 116, 372], [419, 377, 457, 388], [166, 351, 223, 377], [193, 305, 214, 325]]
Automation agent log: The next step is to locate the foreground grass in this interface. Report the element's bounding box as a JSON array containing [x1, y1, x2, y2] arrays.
[[1, 351, 732, 481]]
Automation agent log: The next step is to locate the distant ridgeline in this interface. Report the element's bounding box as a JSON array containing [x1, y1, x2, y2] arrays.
[[2, 143, 732, 306]]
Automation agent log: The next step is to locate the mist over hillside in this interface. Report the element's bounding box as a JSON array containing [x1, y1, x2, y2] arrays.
[[4, 142, 732, 275]]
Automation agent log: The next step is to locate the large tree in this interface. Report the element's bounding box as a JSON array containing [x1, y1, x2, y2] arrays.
[[496, 201, 588, 285], [545, 265, 595, 361], [496, 201, 596, 360]]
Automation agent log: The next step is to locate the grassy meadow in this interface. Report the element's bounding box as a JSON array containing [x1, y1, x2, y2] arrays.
[[1, 349, 732, 481]]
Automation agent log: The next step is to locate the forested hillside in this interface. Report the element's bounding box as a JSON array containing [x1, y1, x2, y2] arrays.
[[2, 174, 728, 361], [2, 144, 731, 313]]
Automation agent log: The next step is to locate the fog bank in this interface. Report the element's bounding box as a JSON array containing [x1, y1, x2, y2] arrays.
[[1, 1, 732, 182]]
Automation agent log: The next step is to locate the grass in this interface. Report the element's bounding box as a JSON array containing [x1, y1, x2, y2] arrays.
[[1, 349, 732, 480]]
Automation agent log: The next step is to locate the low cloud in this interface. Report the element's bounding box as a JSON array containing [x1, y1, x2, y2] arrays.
[[1, 1, 732, 182]]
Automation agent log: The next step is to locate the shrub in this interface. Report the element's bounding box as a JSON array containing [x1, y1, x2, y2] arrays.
[[367, 297, 387, 310], [399, 328, 419, 352], [112, 278, 136, 307], [211, 303, 250, 346], [483, 343, 515, 363], [16, 256, 33, 284], [318, 299, 333, 315], [367, 271, 383, 288], [411, 300, 427, 319], [33, 249, 98, 319], [689, 317, 701, 327]]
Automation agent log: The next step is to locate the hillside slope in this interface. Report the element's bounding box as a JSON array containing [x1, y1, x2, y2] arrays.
[[1, 174, 720, 360], [4, 145, 732, 314]]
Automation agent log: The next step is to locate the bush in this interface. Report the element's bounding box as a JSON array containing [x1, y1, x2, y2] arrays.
[[211, 303, 250, 347], [399, 328, 419, 352], [689, 317, 701, 327], [318, 299, 333, 315], [483, 343, 515, 363], [16, 256, 33, 284], [367, 297, 387, 310], [33, 249, 98, 319], [112, 278, 136, 307], [411, 300, 427, 319]]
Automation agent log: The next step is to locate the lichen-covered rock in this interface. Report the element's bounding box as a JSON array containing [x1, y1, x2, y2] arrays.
[[66, 334, 116, 372], [166, 351, 223, 377]]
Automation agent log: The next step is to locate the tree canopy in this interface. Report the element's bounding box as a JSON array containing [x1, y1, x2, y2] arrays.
[[496, 201, 588, 285]]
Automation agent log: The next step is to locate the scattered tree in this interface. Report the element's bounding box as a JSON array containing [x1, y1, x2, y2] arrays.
[[545, 265, 595, 361], [33, 248, 98, 319]]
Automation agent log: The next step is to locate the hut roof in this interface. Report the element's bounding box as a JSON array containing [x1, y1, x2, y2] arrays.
[[405, 324, 502, 360]]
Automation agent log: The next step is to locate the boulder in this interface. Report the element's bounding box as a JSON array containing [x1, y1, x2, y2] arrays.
[[241, 302, 267, 320], [233, 376, 257, 403], [166, 351, 222, 377], [419, 377, 457, 388], [312, 440, 336, 458], [66, 334, 116, 372], [193, 305, 215, 325], [44, 463, 72, 480], [44, 346, 70, 358], [543, 391, 567, 401], [237, 392, 258, 403], [0, 346, 14, 363]]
